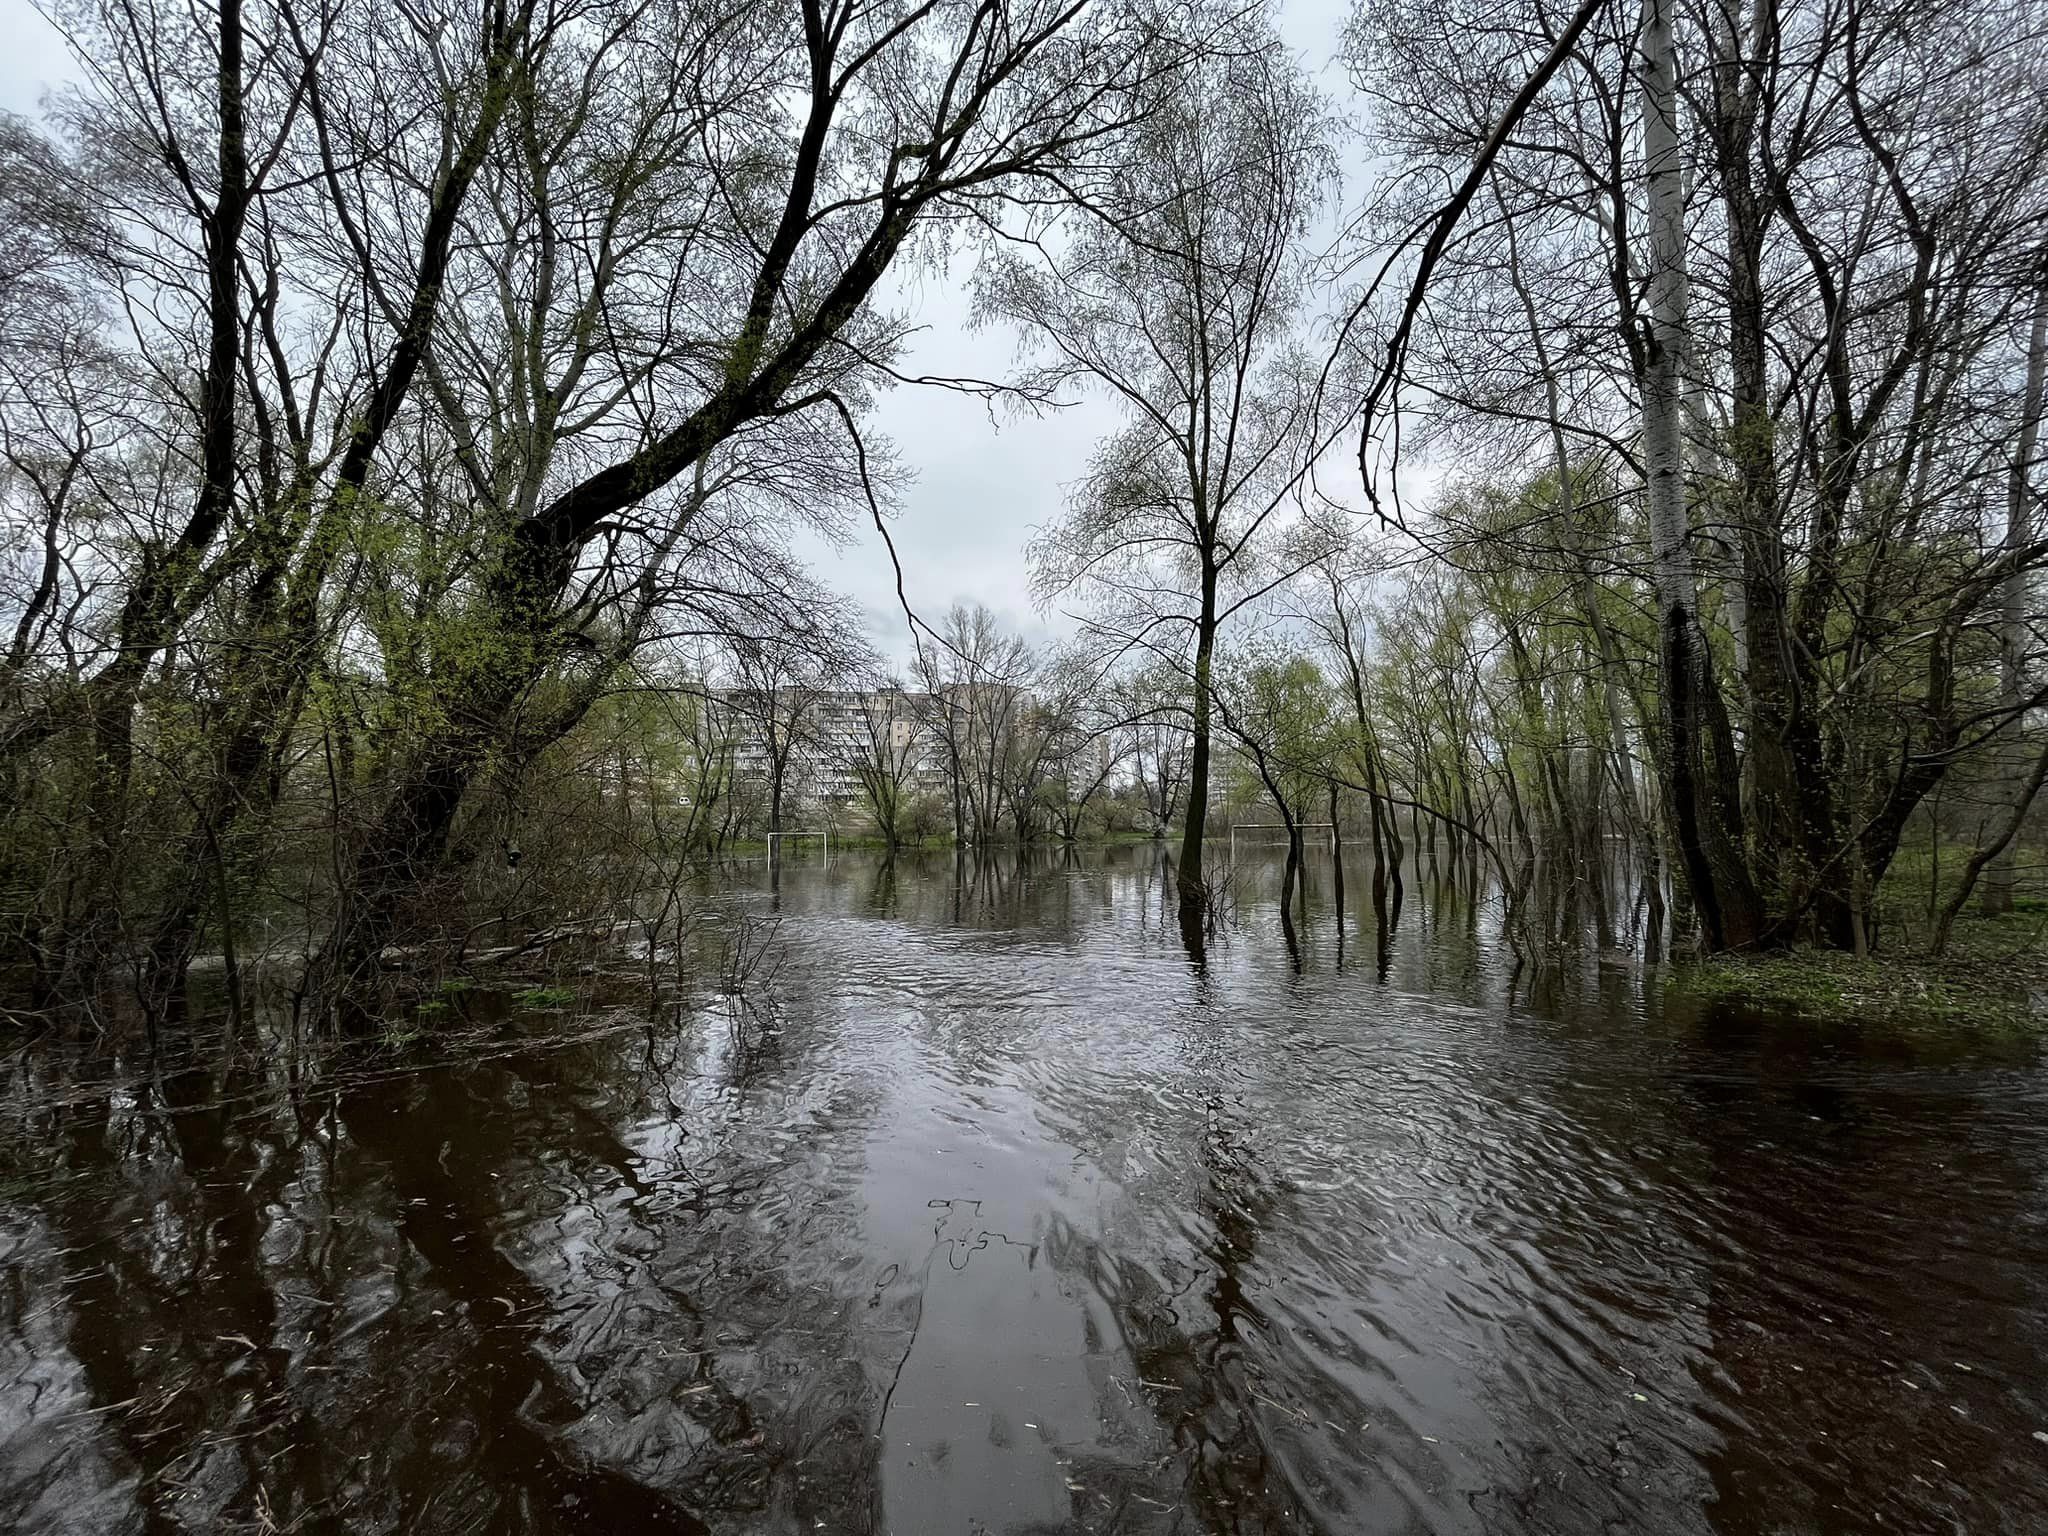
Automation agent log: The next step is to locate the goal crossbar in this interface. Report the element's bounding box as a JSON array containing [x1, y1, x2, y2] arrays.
[[1228, 822, 1337, 857]]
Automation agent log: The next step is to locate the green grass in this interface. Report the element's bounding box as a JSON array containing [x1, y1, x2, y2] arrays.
[[1668, 907, 2048, 1033]]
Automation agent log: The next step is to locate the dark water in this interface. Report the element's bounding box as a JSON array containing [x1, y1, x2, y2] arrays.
[[1, 848, 2045, 1534]]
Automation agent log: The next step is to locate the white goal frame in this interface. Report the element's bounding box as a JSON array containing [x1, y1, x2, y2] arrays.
[[1228, 822, 1336, 858], [765, 828, 831, 860]]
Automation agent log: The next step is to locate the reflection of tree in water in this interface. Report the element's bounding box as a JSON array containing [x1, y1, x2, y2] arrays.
[[18, 1040, 606, 1533], [33, 1045, 356, 1532], [958, 847, 1024, 922], [339, 1032, 889, 1534], [866, 856, 899, 919], [1672, 1014, 2048, 1536], [0, 1013, 890, 1535], [1097, 1098, 1304, 1534], [336, 1068, 716, 1533], [855, 845, 1136, 948]]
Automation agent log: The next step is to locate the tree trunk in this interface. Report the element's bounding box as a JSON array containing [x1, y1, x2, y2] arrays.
[[1983, 282, 2046, 914], [1177, 563, 1218, 916], [49, 0, 252, 993], [1705, 2, 1798, 904], [1641, 0, 1763, 952]]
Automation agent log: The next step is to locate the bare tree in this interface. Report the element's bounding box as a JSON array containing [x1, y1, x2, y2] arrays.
[[914, 602, 1036, 846], [837, 680, 929, 851], [981, 5, 1337, 923]]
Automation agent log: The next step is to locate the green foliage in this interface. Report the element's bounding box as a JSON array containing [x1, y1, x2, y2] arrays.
[[512, 985, 577, 1010]]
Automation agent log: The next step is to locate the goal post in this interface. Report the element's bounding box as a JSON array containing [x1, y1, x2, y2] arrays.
[[765, 828, 831, 860], [1227, 822, 1336, 859]]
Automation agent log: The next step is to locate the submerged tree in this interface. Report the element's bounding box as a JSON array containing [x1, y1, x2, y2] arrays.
[[912, 602, 1041, 847], [0, 0, 1193, 1010], [1343, 0, 2048, 953], [981, 1, 1338, 929]]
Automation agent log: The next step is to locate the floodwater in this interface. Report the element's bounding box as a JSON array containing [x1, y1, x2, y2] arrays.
[[1, 847, 2044, 1534]]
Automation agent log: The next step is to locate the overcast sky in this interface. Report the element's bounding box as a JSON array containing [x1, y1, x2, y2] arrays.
[[0, 0, 1363, 667]]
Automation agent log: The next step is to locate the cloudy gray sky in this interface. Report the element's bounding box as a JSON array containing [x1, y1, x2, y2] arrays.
[[0, 0, 1362, 666]]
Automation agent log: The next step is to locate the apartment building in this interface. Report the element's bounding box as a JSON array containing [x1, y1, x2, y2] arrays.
[[721, 686, 944, 805]]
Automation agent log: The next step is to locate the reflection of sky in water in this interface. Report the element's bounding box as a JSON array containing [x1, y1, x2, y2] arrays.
[[0, 847, 2044, 1534]]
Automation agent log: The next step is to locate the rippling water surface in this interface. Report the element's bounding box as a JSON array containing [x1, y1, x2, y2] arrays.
[[2, 847, 2045, 1533]]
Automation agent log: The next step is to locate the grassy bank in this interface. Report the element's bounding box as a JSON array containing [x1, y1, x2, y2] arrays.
[[1668, 904, 2048, 1032]]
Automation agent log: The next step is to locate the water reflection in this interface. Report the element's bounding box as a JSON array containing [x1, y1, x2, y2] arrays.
[[0, 847, 2043, 1533]]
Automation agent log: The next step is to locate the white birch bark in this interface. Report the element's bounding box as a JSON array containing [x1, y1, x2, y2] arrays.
[[1641, 0, 1694, 623], [1983, 283, 2047, 913]]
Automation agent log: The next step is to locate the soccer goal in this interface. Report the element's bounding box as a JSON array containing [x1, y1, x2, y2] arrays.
[[765, 828, 831, 860], [1227, 822, 1336, 859]]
